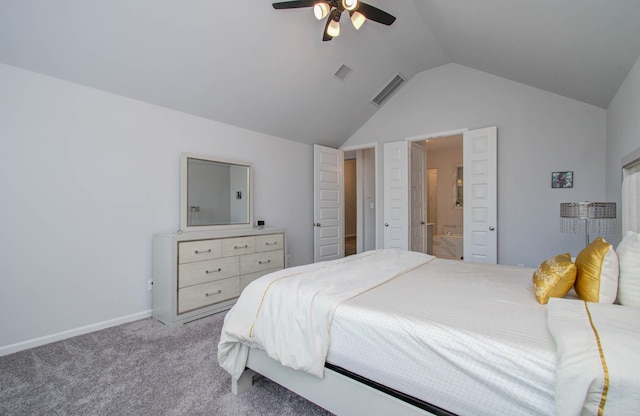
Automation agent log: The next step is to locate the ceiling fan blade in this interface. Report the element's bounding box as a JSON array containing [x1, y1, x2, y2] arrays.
[[322, 16, 333, 41], [356, 2, 396, 26], [272, 0, 317, 9]]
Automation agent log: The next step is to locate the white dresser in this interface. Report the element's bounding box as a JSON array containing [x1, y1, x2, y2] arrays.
[[152, 228, 286, 326]]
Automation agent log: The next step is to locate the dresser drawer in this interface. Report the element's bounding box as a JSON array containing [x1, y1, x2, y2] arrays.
[[178, 277, 240, 314], [222, 236, 255, 257], [256, 234, 284, 253], [178, 256, 240, 288], [179, 239, 223, 264], [240, 269, 281, 292], [240, 250, 284, 275]]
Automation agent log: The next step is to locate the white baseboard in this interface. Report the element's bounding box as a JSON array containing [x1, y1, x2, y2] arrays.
[[0, 310, 152, 357]]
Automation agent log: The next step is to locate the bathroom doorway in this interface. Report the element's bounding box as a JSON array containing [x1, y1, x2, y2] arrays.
[[396, 126, 496, 262], [424, 134, 464, 260]]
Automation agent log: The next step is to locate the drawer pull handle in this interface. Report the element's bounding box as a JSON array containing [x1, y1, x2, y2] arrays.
[[205, 268, 222, 274], [194, 249, 212, 254], [265, 241, 278, 246], [234, 244, 249, 249], [205, 290, 222, 297], [258, 259, 271, 264]]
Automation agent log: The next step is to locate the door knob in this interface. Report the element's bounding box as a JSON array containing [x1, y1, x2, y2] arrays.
[[385, 223, 389, 227], [315, 223, 321, 227], [489, 226, 495, 231]]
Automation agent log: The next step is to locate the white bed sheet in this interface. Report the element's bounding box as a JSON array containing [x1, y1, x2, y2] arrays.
[[548, 298, 640, 416], [326, 258, 557, 416]]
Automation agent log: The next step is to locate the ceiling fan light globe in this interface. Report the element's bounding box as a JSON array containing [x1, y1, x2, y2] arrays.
[[342, 0, 358, 11], [327, 19, 340, 37], [350, 11, 366, 30], [313, 2, 330, 20]]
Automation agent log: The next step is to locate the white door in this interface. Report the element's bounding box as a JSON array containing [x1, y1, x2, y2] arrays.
[[463, 126, 497, 263], [383, 141, 409, 250], [314, 144, 344, 262], [410, 141, 425, 252]]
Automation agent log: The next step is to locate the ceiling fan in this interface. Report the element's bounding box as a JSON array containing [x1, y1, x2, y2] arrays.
[[272, 0, 396, 41]]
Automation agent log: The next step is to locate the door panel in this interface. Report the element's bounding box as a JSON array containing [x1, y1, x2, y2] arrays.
[[383, 141, 409, 250], [410, 141, 425, 252], [314, 144, 344, 262], [463, 126, 497, 263]]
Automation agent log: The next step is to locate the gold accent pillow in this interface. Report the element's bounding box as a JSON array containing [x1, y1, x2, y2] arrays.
[[533, 253, 577, 304], [574, 237, 619, 303]]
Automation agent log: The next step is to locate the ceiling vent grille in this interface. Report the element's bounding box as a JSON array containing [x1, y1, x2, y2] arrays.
[[334, 64, 353, 81], [371, 74, 406, 106]]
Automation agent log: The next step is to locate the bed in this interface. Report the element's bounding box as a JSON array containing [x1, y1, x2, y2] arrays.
[[218, 172, 640, 416]]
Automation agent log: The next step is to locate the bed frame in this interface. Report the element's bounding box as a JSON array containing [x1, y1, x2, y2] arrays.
[[232, 348, 454, 416]]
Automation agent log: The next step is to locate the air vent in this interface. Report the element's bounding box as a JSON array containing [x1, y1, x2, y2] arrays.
[[334, 64, 353, 82], [371, 74, 406, 106]]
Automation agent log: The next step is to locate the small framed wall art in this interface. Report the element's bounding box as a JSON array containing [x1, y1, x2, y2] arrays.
[[552, 171, 573, 188]]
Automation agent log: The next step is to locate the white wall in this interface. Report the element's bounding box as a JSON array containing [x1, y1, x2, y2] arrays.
[[606, 54, 640, 246], [0, 64, 314, 353], [344, 63, 607, 267]]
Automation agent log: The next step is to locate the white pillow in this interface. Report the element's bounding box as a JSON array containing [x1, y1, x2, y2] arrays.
[[617, 231, 640, 307]]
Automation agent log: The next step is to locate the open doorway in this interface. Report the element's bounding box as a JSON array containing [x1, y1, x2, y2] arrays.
[[344, 147, 376, 257], [314, 144, 377, 262], [424, 135, 464, 260], [408, 134, 463, 259]]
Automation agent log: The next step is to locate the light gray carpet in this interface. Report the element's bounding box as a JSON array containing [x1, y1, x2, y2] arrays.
[[0, 312, 334, 416]]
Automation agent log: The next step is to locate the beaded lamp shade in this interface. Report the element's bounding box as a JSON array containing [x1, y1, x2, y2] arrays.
[[560, 202, 616, 247]]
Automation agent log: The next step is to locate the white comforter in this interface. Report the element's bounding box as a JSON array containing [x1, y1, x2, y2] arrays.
[[327, 258, 557, 415], [547, 298, 640, 415], [218, 249, 434, 379]]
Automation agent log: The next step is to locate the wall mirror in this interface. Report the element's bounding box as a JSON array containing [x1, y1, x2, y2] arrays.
[[454, 165, 463, 208], [180, 153, 253, 231]]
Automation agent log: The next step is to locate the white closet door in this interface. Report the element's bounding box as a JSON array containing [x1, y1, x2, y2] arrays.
[[383, 141, 409, 250], [463, 126, 497, 263], [410, 141, 425, 253], [314, 144, 344, 262]]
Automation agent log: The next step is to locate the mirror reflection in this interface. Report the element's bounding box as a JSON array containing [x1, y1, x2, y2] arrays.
[[454, 165, 463, 208], [181, 154, 252, 230]]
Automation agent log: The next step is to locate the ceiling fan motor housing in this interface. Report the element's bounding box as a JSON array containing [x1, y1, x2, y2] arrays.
[[272, 0, 396, 41]]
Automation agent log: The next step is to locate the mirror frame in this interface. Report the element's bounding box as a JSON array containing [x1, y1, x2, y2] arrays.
[[180, 153, 254, 232]]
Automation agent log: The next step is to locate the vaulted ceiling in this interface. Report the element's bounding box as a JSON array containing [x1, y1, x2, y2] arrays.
[[2, 0, 640, 148]]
